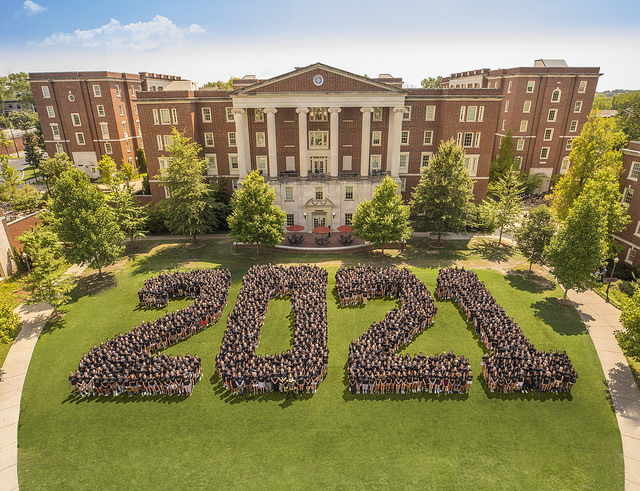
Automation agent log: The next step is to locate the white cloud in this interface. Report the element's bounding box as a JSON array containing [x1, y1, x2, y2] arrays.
[[41, 15, 206, 50], [24, 1, 46, 15]]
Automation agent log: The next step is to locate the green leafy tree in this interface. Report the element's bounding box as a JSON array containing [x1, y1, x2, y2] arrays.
[[352, 175, 412, 254], [0, 72, 33, 105], [97, 155, 122, 190], [41, 153, 74, 193], [7, 110, 39, 131], [121, 160, 135, 182], [489, 130, 517, 184], [0, 157, 21, 202], [420, 76, 443, 88], [11, 184, 41, 213], [23, 132, 44, 179], [136, 148, 147, 174], [411, 138, 474, 243], [483, 170, 525, 246], [156, 128, 210, 244], [110, 184, 147, 242], [0, 130, 14, 156], [592, 96, 613, 111], [51, 169, 124, 276], [613, 90, 640, 141], [550, 113, 627, 220], [228, 170, 286, 255], [0, 302, 20, 344], [546, 190, 607, 299], [514, 205, 557, 270], [200, 77, 236, 90], [617, 286, 640, 359], [202, 178, 230, 233], [518, 172, 543, 194]]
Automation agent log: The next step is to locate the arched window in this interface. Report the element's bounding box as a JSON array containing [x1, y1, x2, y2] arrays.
[[551, 88, 561, 103]]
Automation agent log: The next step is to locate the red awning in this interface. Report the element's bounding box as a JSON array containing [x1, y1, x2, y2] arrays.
[[313, 226, 331, 234], [286, 225, 305, 232], [337, 225, 353, 233]]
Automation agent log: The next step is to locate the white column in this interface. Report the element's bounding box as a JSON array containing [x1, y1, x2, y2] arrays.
[[265, 108, 278, 179], [232, 108, 250, 178], [296, 107, 309, 178], [328, 107, 341, 178], [388, 106, 404, 178], [360, 107, 373, 177]]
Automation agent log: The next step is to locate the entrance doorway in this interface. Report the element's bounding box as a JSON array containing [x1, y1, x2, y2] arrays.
[[313, 214, 327, 228], [310, 156, 327, 175]]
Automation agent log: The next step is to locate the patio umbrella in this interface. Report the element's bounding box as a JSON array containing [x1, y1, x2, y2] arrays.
[[313, 226, 331, 234], [287, 225, 304, 232], [337, 225, 352, 233]]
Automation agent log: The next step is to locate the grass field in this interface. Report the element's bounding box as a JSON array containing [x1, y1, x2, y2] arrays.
[[17, 239, 624, 489]]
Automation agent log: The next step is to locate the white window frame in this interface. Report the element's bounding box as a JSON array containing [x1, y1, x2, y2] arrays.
[[171, 108, 178, 125], [232, 179, 239, 191], [543, 128, 554, 141], [478, 106, 485, 122], [401, 131, 409, 145], [574, 101, 583, 113], [399, 152, 409, 173], [153, 109, 159, 125], [372, 131, 382, 146], [463, 132, 473, 147], [226, 107, 234, 122], [55, 143, 63, 154], [50, 123, 60, 140], [560, 157, 570, 174], [570, 120, 578, 132], [100, 122, 109, 139], [519, 120, 528, 132], [285, 187, 294, 201], [309, 107, 328, 121], [504, 101, 509, 113], [228, 132, 237, 147], [255, 108, 264, 122], [551, 89, 561, 103], [256, 155, 268, 175], [309, 131, 329, 148], [403, 106, 411, 120], [526, 81, 535, 93], [370, 154, 382, 172], [97, 105, 106, 117], [93, 85, 101, 97], [104, 142, 112, 154], [157, 135, 163, 151], [75, 132, 85, 145], [540, 147, 550, 159], [202, 107, 212, 123], [459, 106, 466, 122], [41, 86, 51, 98], [425, 105, 436, 121], [163, 134, 173, 149], [400, 177, 407, 192], [204, 133, 215, 147], [229, 154, 239, 175], [578, 81, 587, 93], [420, 152, 432, 168], [516, 139, 525, 151], [125, 140, 131, 153], [623, 187, 634, 205], [629, 161, 640, 181], [256, 132, 266, 147], [373, 107, 383, 121], [523, 101, 531, 113], [515, 156, 523, 169], [501, 119, 506, 131], [345, 186, 354, 200], [466, 106, 477, 122], [634, 221, 640, 237], [548, 109, 557, 122], [115, 85, 121, 97], [423, 131, 433, 145], [507, 81, 512, 93], [122, 121, 128, 137], [474, 132, 481, 148], [463, 155, 479, 177], [71, 113, 81, 126], [119, 104, 124, 117], [45, 105, 55, 118], [160, 109, 171, 125], [566, 139, 573, 151]]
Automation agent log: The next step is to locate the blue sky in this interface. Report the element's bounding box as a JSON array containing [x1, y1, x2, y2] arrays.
[[2, 0, 639, 90]]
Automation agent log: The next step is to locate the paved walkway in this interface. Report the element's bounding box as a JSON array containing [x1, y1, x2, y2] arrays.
[[0, 264, 86, 491], [569, 290, 640, 490]]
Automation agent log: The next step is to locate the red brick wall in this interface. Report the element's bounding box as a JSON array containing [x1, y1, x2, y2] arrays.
[[4, 213, 42, 250]]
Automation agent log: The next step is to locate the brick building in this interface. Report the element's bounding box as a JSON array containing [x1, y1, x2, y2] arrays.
[[443, 59, 601, 190], [28, 71, 182, 178], [613, 141, 640, 265]]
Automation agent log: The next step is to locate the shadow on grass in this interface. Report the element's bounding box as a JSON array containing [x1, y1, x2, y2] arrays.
[[532, 297, 588, 335], [74, 271, 117, 297], [605, 362, 640, 417], [470, 239, 514, 262], [40, 315, 66, 336], [505, 270, 555, 294], [479, 374, 574, 401], [61, 392, 190, 405]]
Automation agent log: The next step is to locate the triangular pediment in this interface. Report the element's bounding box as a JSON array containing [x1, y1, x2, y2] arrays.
[[232, 63, 406, 95]]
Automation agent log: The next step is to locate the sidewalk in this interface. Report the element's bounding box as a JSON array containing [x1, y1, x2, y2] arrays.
[[569, 290, 640, 490], [0, 264, 86, 491]]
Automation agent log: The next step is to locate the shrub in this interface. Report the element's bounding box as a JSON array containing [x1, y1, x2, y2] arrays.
[[0, 302, 21, 344]]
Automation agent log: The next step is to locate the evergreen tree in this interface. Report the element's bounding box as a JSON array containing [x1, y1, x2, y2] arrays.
[[410, 138, 474, 244], [482, 170, 525, 246], [352, 175, 412, 254], [514, 205, 557, 270], [110, 185, 147, 242], [489, 130, 517, 184], [136, 148, 147, 174], [202, 178, 230, 233], [23, 132, 44, 180], [228, 170, 286, 255]]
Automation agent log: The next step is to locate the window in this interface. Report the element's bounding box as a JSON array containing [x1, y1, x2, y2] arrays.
[[136, 120, 141, 136], [285, 187, 294, 201], [400, 177, 407, 192], [425, 105, 435, 121], [255, 108, 264, 122], [463, 155, 479, 176], [309, 131, 328, 148], [118, 104, 124, 117], [540, 147, 550, 159], [75, 132, 85, 145], [131, 85, 136, 97], [256, 156, 268, 174], [55, 143, 63, 153], [548, 109, 557, 122], [501, 119, 506, 131], [578, 81, 587, 93], [478, 106, 484, 122], [202, 107, 212, 123], [309, 107, 328, 121], [463, 132, 473, 147], [544, 128, 553, 141], [41, 86, 50, 98], [160, 109, 170, 125], [286, 214, 295, 227], [466, 106, 477, 122], [256, 132, 266, 147], [627, 248, 637, 263], [423, 131, 433, 145], [226, 107, 234, 122], [100, 122, 109, 139], [370, 155, 382, 171], [50, 123, 60, 140], [574, 101, 583, 113], [507, 81, 512, 93], [629, 162, 640, 180], [551, 89, 561, 102], [204, 133, 214, 147], [115, 85, 121, 97], [401, 131, 409, 145], [232, 179, 239, 191], [343, 155, 352, 170], [624, 187, 634, 204], [171, 108, 178, 125], [519, 120, 528, 132], [71, 113, 81, 126], [403, 106, 411, 120], [459, 106, 466, 122], [46, 106, 55, 118], [526, 81, 535, 93], [373, 107, 383, 121], [345, 186, 354, 200], [229, 154, 239, 174], [515, 156, 523, 169], [228, 132, 237, 146], [504, 101, 509, 113], [153, 109, 159, 125], [315, 187, 324, 199], [126, 140, 131, 153], [205, 155, 218, 175], [517, 139, 525, 151], [474, 132, 481, 148], [163, 134, 173, 148], [157, 135, 163, 151], [97, 105, 105, 117], [93, 85, 101, 97], [421, 152, 432, 168], [105, 142, 112, 154], [523, 101, 531, 113], [372, 131, 381, 145], [570, 120, 578, 132], [345, 213, 353, 226], [122, 121, 128, 136], [566, 139, 573, 151], [399, 152, 409, 172], [635, 222, 640, 237]]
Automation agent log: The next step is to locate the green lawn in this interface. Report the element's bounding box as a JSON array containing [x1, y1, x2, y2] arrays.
[[17, 239, 623, 489]]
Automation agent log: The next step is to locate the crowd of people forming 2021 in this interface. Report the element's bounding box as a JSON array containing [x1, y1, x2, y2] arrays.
[[69, 263, 576, 398]]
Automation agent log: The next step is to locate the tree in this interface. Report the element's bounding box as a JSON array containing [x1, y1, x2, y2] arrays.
[[411, 138, 474, 244], [617, 286, 640, 359], [550, 113, 627, 220], [21, 226, 76, 316], [97, 155, 121, 189], [0, 302, 20, 344], [136, 148, 147, 174], [592, 96, 613, 111], [352, 175, 412, 255], [227, 170, 286, 255], [7, 110, 39, 131], [202, 178, 230, 233], [0, 156, 21, 202], [110, 184, 147, 242], [156, 128, 210, 244], [200, 77, 236, 90], [421, 76, 442, 88], [482, 170, 524, 246], [518, 172, 543, 194], [41, 153, 74, 193], [0, 72, 33, 106], [514, 205, 557, 270], [11, 184, 41, 213], [546, 190, 607, 299], [23, 131, 44, 178], [51, 169, 124, 276], [0, 130, 14, 156], [489, 130, 517, 184], [121, 160, 135, 182], [613, 90, 640, 141]]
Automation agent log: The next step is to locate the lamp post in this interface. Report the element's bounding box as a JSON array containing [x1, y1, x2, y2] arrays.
[[606, 257, 619, 302], [22, 252, 31, 274]]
